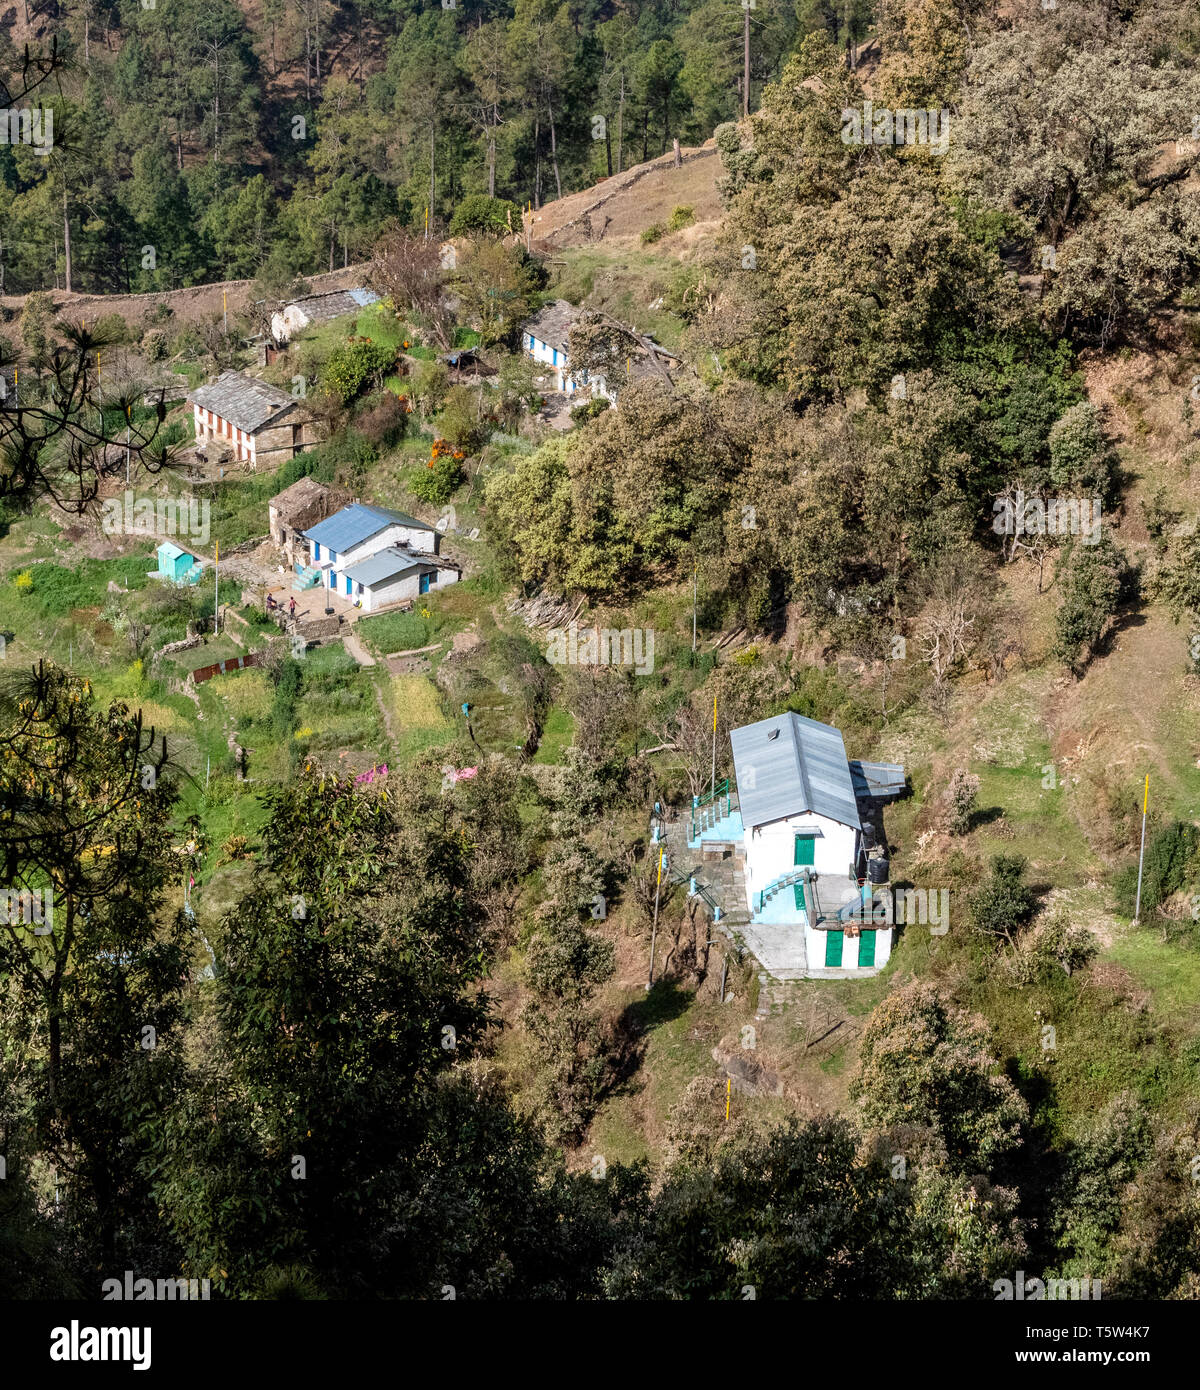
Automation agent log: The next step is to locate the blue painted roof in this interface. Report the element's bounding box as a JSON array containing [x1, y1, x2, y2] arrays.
[[158, 541, 189, 563], [303, 504, 428, 553], [343, 545, 436, 587]]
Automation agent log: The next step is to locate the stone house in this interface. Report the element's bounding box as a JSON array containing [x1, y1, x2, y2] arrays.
[[187, 371, 320, 469]]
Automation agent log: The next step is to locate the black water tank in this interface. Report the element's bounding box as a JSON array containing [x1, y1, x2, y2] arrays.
[[867, 856, 890, 885]]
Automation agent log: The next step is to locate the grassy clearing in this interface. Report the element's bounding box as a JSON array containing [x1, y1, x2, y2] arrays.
[[388, 673, 455, 760], [1108, 925, 1200, 1023], [533, 705, 574, 763], [549, 247, 685, 351], [358, 608, 442, 656], [972, 763, 1094, 885], [587, 984, 727, 1166], [207, 668, 273, 723]]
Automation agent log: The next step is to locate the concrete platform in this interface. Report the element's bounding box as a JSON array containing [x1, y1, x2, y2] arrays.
[[739, 917, 809, 979]]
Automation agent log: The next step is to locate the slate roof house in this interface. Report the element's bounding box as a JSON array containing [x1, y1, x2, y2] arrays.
[[187, 372, 319, 469], [520, 300, 679, 403], [688, 713, 905, 977], [296, 503, 459, 606], [522, 300, 581, 394], [271, 288, 380, 344]]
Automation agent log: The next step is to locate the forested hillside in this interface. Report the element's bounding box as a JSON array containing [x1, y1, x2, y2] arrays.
[[0, 0, 864, 294], [6, 0, 1200, 1333]]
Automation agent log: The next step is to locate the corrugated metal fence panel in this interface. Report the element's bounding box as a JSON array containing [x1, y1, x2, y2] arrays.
[[190, 652, 262, 685]]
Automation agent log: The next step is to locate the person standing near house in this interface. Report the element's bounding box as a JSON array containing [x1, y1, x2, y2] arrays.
[[289, 596, 296, 618]]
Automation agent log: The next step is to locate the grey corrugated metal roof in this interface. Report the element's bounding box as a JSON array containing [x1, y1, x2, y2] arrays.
[[342, 545, 435, 587], [187, 371, 297, 434], [849, 759, 907, 799], [730, 713, 861, 830]]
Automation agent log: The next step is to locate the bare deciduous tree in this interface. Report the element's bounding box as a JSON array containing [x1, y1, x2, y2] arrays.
[[369, 229, 451, 349]]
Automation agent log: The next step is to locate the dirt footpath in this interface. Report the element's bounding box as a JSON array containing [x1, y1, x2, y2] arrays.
[[1, 265, 370, 328]]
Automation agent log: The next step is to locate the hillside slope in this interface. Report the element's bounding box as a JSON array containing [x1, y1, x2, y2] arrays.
[[528, 141, 723, 253]]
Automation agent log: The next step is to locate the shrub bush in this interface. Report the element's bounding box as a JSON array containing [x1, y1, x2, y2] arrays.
[[322, 338, 396, 406], [356, 392, 409, 449], [1113, 821, 1200, 918], [449, 194, 522, 236], [141, 328, 169, 362], [946, 769, 981, 836], [569, 397, 610, 425], [411, 441, 464, 505]]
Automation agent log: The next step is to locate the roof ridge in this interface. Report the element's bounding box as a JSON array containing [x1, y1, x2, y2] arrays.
[[787, 712, 814, 818]]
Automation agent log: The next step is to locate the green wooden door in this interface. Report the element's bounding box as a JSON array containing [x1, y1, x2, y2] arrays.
[[794, 835, 815, 910], [825, 930, 843, 968], [858, 930, 876, 968]]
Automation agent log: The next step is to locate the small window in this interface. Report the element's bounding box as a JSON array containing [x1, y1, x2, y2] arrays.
[[767, 728, 780, 741]]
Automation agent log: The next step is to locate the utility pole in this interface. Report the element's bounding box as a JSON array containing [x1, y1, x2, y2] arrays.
[[647, 845, 664, 990], [711, 691, 717, 799], [692, 568, 697, 654], [213, 540, 219, 635], [1133, 774, 1149, 923], [743, 1, 751, 118]]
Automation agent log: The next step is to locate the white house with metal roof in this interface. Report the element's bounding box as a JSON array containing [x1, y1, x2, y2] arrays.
[[296, 502, 458, 604], [340, 545, 458, 610], [689, 713, 905, 977]]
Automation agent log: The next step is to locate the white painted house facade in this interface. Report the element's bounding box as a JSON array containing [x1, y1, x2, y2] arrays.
[[521, 300, 585, 394], [297, 503, 459, 607], [689, 713, 904, 977], [521, 301, 683, 406]]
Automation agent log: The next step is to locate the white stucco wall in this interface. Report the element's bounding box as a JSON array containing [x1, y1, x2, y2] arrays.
[[741, 813, 858, 916], [524, 333, 578, 393], [359, 570, 421, 610], [272, 305, 312, 344], [312, 523, 439, 576], [352, 565, 459, 612], [742, 812, 893, 973], [804, 919, 893, 972]]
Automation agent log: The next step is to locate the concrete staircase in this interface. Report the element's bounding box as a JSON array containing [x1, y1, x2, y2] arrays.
[[755, 867, 813, 914], [687, 807, 743, 849]]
